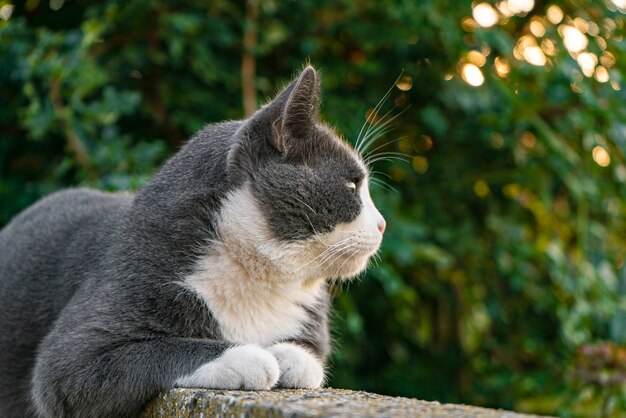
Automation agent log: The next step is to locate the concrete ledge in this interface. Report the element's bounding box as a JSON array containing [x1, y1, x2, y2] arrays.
[[140, 388, 548, 418]]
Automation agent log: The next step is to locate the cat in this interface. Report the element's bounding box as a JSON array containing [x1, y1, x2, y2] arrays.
[[0, 66, 386, 418]]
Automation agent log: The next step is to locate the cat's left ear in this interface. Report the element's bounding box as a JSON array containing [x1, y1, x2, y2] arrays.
[[271, 66, 321, 153]]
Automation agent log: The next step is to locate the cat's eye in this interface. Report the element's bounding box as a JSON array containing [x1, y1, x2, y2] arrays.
[[346, 181, 357, 194]]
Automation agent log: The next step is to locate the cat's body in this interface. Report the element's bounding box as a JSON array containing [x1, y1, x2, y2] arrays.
[[0, 67, 385, 417]]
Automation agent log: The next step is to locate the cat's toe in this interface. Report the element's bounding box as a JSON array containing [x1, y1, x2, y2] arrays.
[[175, 344, 279, 390], [268, 342, 324, 389]]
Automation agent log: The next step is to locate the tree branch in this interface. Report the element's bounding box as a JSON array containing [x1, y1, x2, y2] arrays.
[[242, 0, 259, 117]]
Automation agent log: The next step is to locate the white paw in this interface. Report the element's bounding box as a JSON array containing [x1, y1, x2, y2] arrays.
[[267, 342, 324, 389], [175, 344, 279, 390]]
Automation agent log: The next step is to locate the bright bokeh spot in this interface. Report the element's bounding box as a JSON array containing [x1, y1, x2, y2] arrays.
[[541, 39, 558, 56], [530, 18, 545, 37], [605, 18, 618, 32], [49, 0, 65, 11], [461, 63, 485, 86], [497, 1, 514, 17], [586, 21, 600, 37], [467, 50, 487, 67], [412, 156, 429, 173], [560, 25, 588, 53], [418, 135, 433, 151], [601, 51, 616, 68], [546, 5, 564, 24], [365, 108, 379, 124], [473, 3, 500, 28], [577, 52, 598, 77], [474, 180, 491, 198], [514, 35, 538, 61], [508, 0, 535, 13], [396, 75, 413, 91], [494, 57, 510, 77], [595, 66, 610, 83], [524, 46, 547, 66], [609, 0, 626, 9], [461, 17, 480, 31], [521, 132, 537, 148], [573, 17, 589, 34], [0, 4, 14, 20], [592, 146, 611, 167]]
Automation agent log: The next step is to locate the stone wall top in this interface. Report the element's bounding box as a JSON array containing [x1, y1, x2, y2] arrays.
[[141, 387, 550, 418]]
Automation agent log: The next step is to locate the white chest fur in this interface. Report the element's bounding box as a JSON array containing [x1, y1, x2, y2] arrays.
[[184, 251, 324, 345], [182, 186, 325, 345]]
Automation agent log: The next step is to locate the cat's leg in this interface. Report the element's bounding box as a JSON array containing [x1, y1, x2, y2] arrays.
[[267, 342, 325, 389], [266, 303, 331, 389], [31, 337, 279, 418]]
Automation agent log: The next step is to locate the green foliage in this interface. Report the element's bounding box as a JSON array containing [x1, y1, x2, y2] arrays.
[[1, 1, 625, 416]]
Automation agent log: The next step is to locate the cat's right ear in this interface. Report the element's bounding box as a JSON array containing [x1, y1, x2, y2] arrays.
[[227, 66, 321, 181], [267, 66, 321, 153]]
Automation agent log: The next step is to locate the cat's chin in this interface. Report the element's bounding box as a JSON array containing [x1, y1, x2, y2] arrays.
[[333, 251, 375, 281]]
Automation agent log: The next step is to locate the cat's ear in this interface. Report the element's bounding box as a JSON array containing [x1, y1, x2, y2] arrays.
[[269, 66, 320, 153], [282, 66, 320, 137], [228, 66, 320, 179]]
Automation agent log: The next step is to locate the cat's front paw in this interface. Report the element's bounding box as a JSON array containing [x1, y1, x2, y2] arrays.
[[175, 344, 279, 390], [268, 342, 324, 389]]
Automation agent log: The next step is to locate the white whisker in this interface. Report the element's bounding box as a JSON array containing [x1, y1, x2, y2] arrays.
[[359, 105, 410, 156], [336, 246, 362, 277], [360, 104, 398, 147], [354, 71, 404, 155], [293, 236, 358, 272], [369, 177, 397, 193], [363, 136, 408, 160], [291, 195, 316, 214], [364, 151, 410, 165], [365, 155, 410, 166]]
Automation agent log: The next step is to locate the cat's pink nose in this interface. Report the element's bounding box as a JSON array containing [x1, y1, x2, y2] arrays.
[[377, 218, 386, 234]]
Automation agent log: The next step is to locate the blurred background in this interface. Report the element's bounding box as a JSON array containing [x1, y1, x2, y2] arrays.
[[1, 0, 626, 416]]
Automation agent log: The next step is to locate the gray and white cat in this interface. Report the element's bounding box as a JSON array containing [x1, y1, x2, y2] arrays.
[[0, 66, 385, 418]]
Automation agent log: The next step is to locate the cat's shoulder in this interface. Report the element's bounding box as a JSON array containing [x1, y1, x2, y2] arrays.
[[189, 120, 244, 146]]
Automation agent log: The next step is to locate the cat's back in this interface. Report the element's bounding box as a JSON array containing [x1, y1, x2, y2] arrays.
[[0, 187, 133, 311], [0, 188, 133, 414], [0, 187, 133, 274]]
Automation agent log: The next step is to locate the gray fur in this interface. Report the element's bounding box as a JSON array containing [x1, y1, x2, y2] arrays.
[[0, 66, 366, 417]]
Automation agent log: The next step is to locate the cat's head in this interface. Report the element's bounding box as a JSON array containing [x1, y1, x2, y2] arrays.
[[219, 66, 385, 282]]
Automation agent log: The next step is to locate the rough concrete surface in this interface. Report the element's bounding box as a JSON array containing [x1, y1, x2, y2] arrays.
[[140, 388, 550, 418]]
